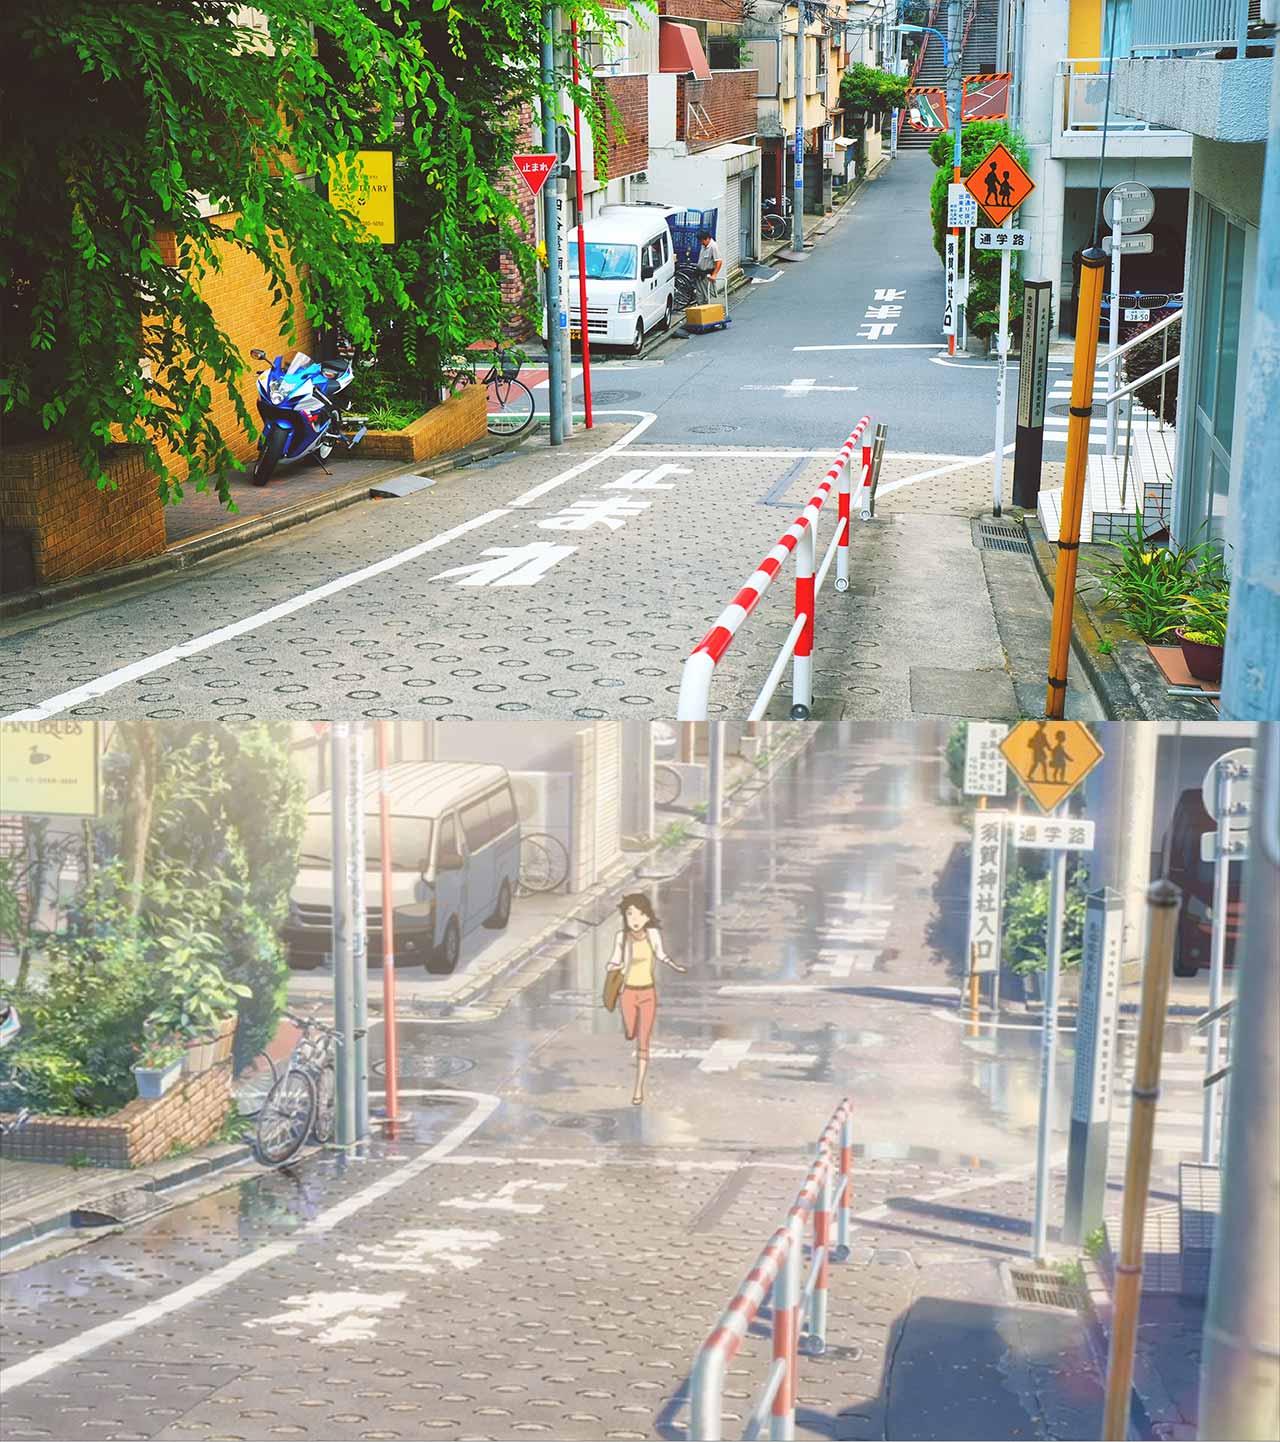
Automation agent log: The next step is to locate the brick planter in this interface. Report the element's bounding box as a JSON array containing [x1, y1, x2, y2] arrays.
[[183, 1015, 238, 1077], [360, 384, 487, 463], [0, 1062, 232, 1170], [0, 440, 165, 593]]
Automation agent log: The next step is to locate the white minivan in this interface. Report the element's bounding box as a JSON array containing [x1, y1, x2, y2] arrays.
[[286, 762, 521, 975], [568, 205, 679, 354]]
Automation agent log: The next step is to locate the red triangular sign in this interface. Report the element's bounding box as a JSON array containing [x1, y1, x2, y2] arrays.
[[513, 154, 556, 197]]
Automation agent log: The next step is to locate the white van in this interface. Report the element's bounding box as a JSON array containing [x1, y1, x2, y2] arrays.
[[569, 205, 679, 354], [286, 762, 521, 975]]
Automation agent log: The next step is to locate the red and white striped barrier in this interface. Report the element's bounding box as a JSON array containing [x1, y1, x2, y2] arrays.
[[689, 1099, 855, 1441], [677, 419, 873, 722]]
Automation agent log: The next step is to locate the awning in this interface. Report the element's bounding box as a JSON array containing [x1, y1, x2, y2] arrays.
[[834, 137, 857, 149]]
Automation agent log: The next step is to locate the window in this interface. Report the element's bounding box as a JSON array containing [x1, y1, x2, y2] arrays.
[[460, 796, 493, 852], [488, 786, 518, 839], [300, 814, 430, 871], [704, 21, 743, 70], [1182, 202, 1245, 545], [568, 242, 638, 280], [437, 814, 463, 868]]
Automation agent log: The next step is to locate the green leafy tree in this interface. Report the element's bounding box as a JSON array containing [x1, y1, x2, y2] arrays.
[[839, 63, 910, 122], [1003, 862, 1089, 975], [927, 123, 1033, 341], [2, 1, 631, 505]]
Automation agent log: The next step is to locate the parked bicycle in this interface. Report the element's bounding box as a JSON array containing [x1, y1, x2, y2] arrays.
[[447, 347, 536, 437], [517, 832, 571, 895], [0, 1003, 31, 1136], [761, 195, 793, 242], [254, 1010, 350, 1166], [674, 261, 700, 311]]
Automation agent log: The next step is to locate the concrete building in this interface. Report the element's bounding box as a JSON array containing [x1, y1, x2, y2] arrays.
[[1109, 8, 1276, 562], [1004, 0, 1193, 335]]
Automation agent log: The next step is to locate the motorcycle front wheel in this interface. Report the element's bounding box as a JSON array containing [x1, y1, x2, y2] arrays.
[[253, 425, 288, 487]]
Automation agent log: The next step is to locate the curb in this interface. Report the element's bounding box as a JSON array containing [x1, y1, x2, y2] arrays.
[[1020, 516, 1147, 720], [1081, 1253, 1159, 1441], [0, 1141, 253, 1257], [0, 434, 526, 625]]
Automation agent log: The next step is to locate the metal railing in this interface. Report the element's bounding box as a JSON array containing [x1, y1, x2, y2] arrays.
[[676, 417, 884, 722], [1096, 309, 1181, 493], [1130, 0, 1273, 57], [1057, 59, 1186, 134], [689, 1100, 855, 1442]]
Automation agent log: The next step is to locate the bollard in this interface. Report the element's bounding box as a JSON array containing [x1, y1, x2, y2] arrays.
[[771, 1227, 801, 1441], [835, 452, 852, 593], [835, 1111, 853, 1260], [791, 520, 816, 720], [804, 1164, 833, 1356]]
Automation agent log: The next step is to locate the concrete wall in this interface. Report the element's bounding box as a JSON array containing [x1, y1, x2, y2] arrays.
[[1111, 58, 1275, 145], [1019, 0, 1072, 321]]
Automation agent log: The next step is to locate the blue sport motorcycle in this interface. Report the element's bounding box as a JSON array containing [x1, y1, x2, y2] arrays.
[[248, 345, 368, 487]]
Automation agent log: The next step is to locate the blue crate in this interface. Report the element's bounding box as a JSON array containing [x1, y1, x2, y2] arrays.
[[667, 208, 719, 265]]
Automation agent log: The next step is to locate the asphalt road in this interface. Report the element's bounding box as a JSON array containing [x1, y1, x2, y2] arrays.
[[0, 727, 1113, 1442]]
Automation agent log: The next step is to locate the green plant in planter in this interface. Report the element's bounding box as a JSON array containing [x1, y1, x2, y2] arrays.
[[146, 924, 252, 1043], [1179, 584, 1229, 646], [1084, 511, 1227, 643], [133, 1033, 185, 1070]]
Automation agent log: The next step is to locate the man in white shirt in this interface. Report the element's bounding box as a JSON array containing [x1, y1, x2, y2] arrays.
[[695, 230, 723, 304]]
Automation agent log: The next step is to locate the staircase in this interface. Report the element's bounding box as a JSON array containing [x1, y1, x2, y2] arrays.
[[898, 0, 1003, 151]]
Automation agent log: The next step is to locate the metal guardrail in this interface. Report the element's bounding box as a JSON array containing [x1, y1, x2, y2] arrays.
[[689, 1099, 855, 1442], [677, 417, 884, 722], [1130, 0, 1272, 57], [1057, 58, 1186, 134]]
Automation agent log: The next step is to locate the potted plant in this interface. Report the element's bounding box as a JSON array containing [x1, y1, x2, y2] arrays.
[[1177, 582, 1229, 684], [146, 925, 251, 1077], [131, 1033, 186, 1100]]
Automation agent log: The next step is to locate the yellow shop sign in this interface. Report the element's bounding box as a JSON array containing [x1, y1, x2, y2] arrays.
[[328, 149, 396, 245], [1, 721, 101, 817]]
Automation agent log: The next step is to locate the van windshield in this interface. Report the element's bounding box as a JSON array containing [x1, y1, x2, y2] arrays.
[[300, 814, 431, 872], [569, 242, 638, 280]]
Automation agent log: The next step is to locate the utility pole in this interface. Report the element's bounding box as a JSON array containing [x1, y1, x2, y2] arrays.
[[540, 4, 566, 445], [349, 721, 369, 1141], [330, 722, 357, 1149], [786, 0, 809, 261], [1221, 52, 1280, 719], [1199, 723, 1280, 1442], [947, 0, 964, 356], [1031, 804, 1067, 1262]]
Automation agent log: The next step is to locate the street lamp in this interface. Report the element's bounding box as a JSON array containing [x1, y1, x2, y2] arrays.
[[886, 23, 949, 65]]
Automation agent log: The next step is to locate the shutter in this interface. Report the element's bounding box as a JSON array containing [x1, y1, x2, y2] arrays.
[[722, 171, 741, 272], [593, 723, 622, 876]]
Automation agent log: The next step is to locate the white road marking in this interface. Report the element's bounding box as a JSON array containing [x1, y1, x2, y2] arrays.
[[245, 1290, 407, 1345], [650, 1040, 818, 1071], [930, 355, 997, 371], [875, 446, 1016, 498], [507, 408, 657, 507], [2, 512, 508, 722], [850, 1152, 1069, 1224], [792, 343, 939, 352], [433, 541, 575, 587], [441, 1179, 567, 1214], [0, 1089, 500, 1395], [740, 382, 860, 395], [337, 1227, 502, 1274], [718, 984, 824, 994]]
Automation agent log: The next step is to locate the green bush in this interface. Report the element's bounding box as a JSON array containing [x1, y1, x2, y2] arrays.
[[946, 723, 968, 793], [928, 123, 1033, 342], [1003, 861, 1088, 975], [1121, 316, 1181, 426], [840, 63, 910, 121]]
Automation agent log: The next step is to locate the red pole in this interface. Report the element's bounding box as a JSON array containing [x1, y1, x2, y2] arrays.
[[377, 722, 400, 1133], [570, 20, 594, 429]]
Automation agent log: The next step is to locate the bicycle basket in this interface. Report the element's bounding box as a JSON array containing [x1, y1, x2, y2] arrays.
[[498, 353, 522, 381]]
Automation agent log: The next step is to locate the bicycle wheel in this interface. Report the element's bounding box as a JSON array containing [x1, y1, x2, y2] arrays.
[[233, 1051, 279, 1118], [674, 270, 697, 309], [255, 1068, 317, 1165], [518, 833, 570, 895], [654, 763, 682, 808], [761, 212, 787, 241], [312, 1064, 336, 1144], [486, 376, 535, 437]]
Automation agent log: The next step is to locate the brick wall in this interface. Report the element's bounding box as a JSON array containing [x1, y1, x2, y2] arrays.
[[0, 1063, 233, 1170], [149, 213, 315, 482], [499, 105, 540, 340], [599, 74, 649, 180], [0, 441, 166, 589], [677, 70, 759, 150], [361, 381, 488, 462], [658, 0, 744, 20]]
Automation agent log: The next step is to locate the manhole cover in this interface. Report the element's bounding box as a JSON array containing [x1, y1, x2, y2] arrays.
[[972, 519, 1031, 554], [372, 1054, 475, 1080], [690, 423, 740, 434], [590, 389, 642, 404], [1008, 1265, 1085, 1310], [551, 1114, 618, 1135]]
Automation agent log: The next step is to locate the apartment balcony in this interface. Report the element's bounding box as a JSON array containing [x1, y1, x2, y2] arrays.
[[1051, 60, 1192, 159], [675, 69, 760, 151], [1109, 0, 1277, 143]]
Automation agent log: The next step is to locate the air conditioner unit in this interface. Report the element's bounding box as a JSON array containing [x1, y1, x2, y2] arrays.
[[510, 771, 575, 861]]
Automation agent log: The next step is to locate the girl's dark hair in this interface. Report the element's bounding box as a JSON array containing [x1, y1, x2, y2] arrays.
[[620, 892, 660, 929]]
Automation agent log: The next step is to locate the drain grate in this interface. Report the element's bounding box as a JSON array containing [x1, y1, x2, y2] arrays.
[[1008, 1265, 1084, 1310], [690, 423, 740, 435], [589, 389, 642, 405], [972, 518, 1031, 554]]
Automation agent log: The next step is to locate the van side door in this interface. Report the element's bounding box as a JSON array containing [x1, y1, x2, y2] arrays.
[[433, 812, 467, 946], [640, 235, 664, 326], [457, 793, 495, 931]]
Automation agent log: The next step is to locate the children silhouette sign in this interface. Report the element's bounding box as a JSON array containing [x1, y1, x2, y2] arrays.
[[998, 721, 1104, 813], [964, 142, 1034, 226]]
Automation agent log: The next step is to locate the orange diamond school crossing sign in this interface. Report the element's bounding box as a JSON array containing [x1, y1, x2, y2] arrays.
[[999, 722, 1104, 814], [965, 142, 1035, 226]]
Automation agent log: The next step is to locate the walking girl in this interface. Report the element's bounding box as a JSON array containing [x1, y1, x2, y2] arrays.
[[604, 892, 686, 1105]]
